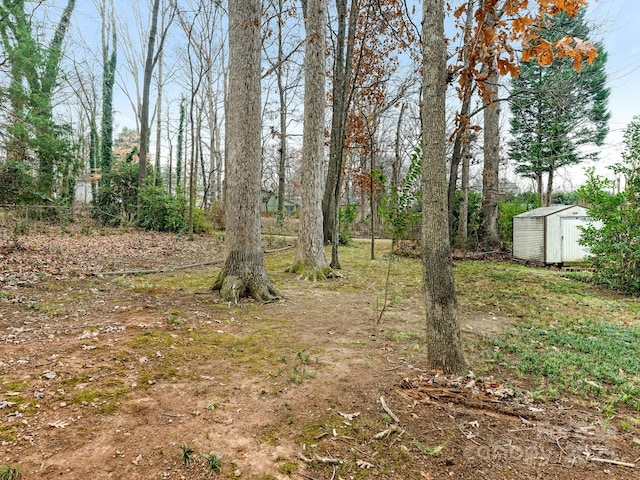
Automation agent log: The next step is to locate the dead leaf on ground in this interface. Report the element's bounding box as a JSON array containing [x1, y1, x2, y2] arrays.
[[338, 411, 360, 421], [356, 460, 375, 469]]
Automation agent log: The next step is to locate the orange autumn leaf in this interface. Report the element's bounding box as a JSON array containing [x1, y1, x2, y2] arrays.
[[453, 4, 466, 19]]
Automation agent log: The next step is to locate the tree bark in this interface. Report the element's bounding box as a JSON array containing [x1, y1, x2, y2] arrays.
[[482, 64, 501, 249], [323, 0, 357, 269], [421, 0, 466, 374], [100, 0, 116, 188], [176, 97, 185, 191], [480, 3, 501, 250], [447, 0, 474, 235], [276, 0, 288, 226], [322, 0, 347, 246], [545, 168, 554, 206], [455, 146, 471, 251], [137, 0, 161, 209], [213, 0, 278, 301], [289, 0, 330, 279], [154, 46, 163, 186]]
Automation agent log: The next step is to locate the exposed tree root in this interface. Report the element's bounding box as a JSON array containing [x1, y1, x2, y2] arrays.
[[285, 262, 335, 281]]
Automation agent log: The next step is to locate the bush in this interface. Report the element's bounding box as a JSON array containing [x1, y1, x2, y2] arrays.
[[0, 160, 45, 204], [339, 204, 357, 244], [577, 117, 640, 295], [138, 185, 187, 233], [92, 161, 140, 226], [93, 161, 191, 233], [191, 206, 211, 234], [452, 189, 483, 249]]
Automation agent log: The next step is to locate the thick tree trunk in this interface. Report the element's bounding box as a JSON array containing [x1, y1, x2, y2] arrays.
[[422, 0, 466, 374], [289, 0, 330, 279], [213, 0, 278, 301], [482, 64, 501, 250]]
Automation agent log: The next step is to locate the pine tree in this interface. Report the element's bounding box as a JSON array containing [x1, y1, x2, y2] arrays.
[[509, 11, 610, 206]]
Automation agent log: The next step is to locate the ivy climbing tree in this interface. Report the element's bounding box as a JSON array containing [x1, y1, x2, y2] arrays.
[[0, 0, 77, 202]]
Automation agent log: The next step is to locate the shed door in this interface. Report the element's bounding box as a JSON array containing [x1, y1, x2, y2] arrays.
[[561, 217, 589, 262]]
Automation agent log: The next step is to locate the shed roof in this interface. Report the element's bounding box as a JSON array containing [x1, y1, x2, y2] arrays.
[[514, 204, 587, 218]]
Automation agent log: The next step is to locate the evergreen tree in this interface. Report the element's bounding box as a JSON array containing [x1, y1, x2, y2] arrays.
[[509, 11, 610, 206]]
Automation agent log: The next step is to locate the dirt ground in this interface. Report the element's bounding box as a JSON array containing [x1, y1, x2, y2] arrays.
[[1, 228, 639, 479]]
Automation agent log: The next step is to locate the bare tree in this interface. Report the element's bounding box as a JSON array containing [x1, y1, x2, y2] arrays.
[[137, 0, 162, 208], [213, 0, 279, 301], [288, 0, 330, 279], [422, 0, 466, 374]]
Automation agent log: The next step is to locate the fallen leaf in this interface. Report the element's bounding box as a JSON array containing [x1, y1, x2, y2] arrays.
[[338, 411, 360, 421], [0, 401, 17, 409], [49, 421, 69, 428], [356, 460, 375, 469]]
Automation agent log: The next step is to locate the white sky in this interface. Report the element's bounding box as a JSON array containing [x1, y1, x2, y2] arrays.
[[565, 0, 640, 185], [60, 0, 640, 191]]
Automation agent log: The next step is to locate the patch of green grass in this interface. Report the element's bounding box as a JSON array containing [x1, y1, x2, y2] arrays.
[[412, 440, 444, 456], [202, 452, 222, 472], [71, 382, 130, 414], [391, 331, 421, 342], [180, 443, 195, 466], [0, 464, 20, 480], [166, 311, 184, 325], [490, 320, 640, 406], [456, 261, 640, 325], [0, 425, 17, 443], [1, 380, 29, 392], [278, 461, 298, 475]]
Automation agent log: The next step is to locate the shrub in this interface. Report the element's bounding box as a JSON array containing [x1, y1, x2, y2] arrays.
[[577, 117, 640, 294], [93, 161, 191, 233], [92, 161, 140, 226], [452, 189, 483, 249], [138, 185, 187, 233], [0, 161, 44, 204], [339, 204, 357, 244]]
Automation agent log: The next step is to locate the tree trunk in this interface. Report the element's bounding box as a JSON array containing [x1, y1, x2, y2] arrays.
[[392, 103, 406, 191], [545, 168, 554, 206], [421, 0, 466, 374], [89, 116, 98, 201], [100, 2, 116, 188], [323, 0, 356, 265], [448, 0, 474, 236], [322, 0, 347, 245], [176, 97, 185, 191], [154, 46, 164, 186], [213, 0, 279, 301], [276, 0, 288, 226], [455, 147, 470, 251], [289, 0, 330, 279], [482, 64, 501, 249], [137, 0, 161, 210]]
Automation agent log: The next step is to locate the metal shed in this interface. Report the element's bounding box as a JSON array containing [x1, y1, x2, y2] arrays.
[[512, 205, 592, 264]]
